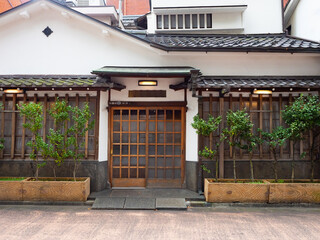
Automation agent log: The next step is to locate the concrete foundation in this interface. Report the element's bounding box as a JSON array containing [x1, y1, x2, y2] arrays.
[[202, 160, 320, 180]]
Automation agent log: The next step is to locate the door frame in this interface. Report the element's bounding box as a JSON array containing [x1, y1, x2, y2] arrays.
[[108, 103, 186, 188]]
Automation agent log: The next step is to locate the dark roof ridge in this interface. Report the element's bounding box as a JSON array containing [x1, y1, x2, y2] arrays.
[[0, 74, 96, 78]]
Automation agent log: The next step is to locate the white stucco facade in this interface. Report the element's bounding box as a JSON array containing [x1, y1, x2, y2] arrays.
[[149, 0, 283, 34], [0, 0, 319, 178], [285, 0, 320, 43]]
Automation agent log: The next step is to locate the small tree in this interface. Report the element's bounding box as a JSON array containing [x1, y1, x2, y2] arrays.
[[242, 132, 259, 182], [192, 114, 222, 180], [47, 99, 72, 179], [18, 102, 45, 180], [282, 94, 320, 182], [259, 126, 288, 182], [69, 103, 94, 181], [223, 109, 253, 182]]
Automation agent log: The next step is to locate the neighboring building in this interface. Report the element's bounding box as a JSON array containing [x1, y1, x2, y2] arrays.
[[0, 0, 319, 192], [285, 0, 320, 42]]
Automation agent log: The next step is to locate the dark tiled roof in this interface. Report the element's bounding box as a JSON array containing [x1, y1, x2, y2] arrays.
[[136, 34, 320, 53], [171, 76, 320, 90], [92, 66, 198, 77], [0, 75, 125, 90]]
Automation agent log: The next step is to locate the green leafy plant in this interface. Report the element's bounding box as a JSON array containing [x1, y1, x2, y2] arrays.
[[223, 109, 254, 182], [282, 94, 320, 182], [192, 114, 222, 180], [259, 126, 289, 182], [17, 102, 45, 180], [69, 103, 94, 181], [47, 99, 72, 179]]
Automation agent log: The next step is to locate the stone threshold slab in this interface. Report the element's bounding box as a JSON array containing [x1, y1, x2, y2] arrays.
[[92, 197, 187, 210]]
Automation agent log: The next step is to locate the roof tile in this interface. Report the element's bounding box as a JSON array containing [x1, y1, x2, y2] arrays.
[[137, 34, 320, 52]]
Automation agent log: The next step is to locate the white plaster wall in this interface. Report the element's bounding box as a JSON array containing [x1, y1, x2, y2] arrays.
[[99, 91, 109, 162], [110, 77, 184, 101], [150, 0, 283, 34], [287, 0, 320, 43], [185, 91, 198, 162], [0, 2, 318, 76]]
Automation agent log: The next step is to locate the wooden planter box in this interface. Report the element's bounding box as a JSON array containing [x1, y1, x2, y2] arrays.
[[0, 177, 90, 202], [22, 177, 90, 202], [0, 177, 28, 201], [204, 179, 270, 203], [268, 179, 320, 203]]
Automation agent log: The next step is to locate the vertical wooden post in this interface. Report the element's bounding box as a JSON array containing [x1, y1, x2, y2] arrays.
[[279, 94, 283, 158], [43, 94, 48, 141], [219, 97, 224, 178], [269, 95, 273, 159], [21, 94, 27, 159], [239, 94, 243, 110], [289, 94, 293, 158], [239, 94, 243, 159], [85, 94, 90, 159], [209, 94, 213, 148], [94, 91, 100, 160], [249, 94, 253, 123], [229, 94, 233, 158], [1, 94, 5, 159], [64, 94, 69, 144], [11, 94, 17, 159], [259, 94, 263, 158], [54, 94, 58, 131]]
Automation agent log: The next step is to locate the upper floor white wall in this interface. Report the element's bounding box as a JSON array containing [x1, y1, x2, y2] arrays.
[[148, 0, 283, 34], [0, 0, 318, 77], [286, 0, 320, 43]]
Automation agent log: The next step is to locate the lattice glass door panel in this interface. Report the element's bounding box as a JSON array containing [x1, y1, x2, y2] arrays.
[[147, 109, 183, 181], [111, 108, 147, 187], [111, 107, 185, 188]]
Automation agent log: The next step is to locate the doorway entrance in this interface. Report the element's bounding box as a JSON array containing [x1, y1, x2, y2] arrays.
[[110, 106, 185, 188]]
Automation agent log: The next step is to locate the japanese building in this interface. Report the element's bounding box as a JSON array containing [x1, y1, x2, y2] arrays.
[[0, 0, 319, 192]]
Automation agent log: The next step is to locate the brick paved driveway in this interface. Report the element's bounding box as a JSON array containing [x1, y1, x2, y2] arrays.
[[0, 205, 319, 240]]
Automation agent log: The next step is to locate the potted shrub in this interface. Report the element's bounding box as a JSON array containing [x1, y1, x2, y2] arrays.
[[198, 110, 269, 203], [267, 95, 320, 203], [15, 100, 92, 202]]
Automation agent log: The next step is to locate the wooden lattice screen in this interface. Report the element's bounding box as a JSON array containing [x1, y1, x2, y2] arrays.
[[199, 94, 313, 162], [0, 93, 99, 160]]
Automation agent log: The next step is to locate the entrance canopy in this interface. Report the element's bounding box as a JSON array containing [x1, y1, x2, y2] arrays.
[[92, 66, 200, 78]]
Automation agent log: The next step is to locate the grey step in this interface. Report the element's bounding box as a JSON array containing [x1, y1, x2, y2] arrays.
[[91, 197, 188, 210], [92, 197, 126, 210], [156, 198, 187, 210], [124, 198, 156, 210]]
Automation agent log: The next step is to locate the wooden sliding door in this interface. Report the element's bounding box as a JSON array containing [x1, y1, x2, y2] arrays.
[[110, 106, 185, 188]]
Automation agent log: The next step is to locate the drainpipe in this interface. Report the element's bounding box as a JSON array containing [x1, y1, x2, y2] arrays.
[[118, 0, 123, 25]]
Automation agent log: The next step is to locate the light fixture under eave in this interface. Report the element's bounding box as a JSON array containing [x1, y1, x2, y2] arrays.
[[138, 80, 158, 86], [253, 89, 273, 95], [3, 89, 24, 94]]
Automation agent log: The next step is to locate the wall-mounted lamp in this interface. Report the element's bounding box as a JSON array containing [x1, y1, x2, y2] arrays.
[[253, 89, 272, 95], [3, 88, 24, 94], [138, 80, 158, 86]]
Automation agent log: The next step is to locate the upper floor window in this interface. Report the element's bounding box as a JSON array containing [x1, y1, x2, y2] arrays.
[[156, 13, 213, 30]]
